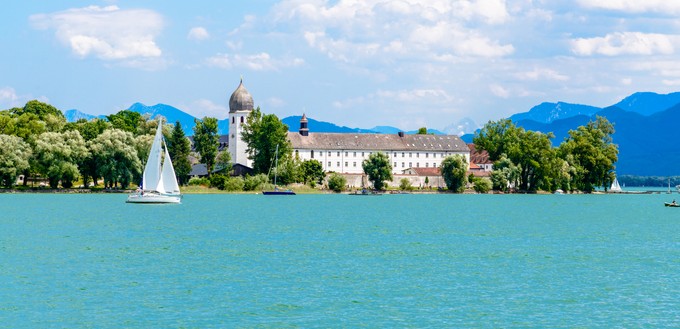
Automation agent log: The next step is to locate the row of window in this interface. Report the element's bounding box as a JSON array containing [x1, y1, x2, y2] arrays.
[[311, 150, 446, 159], [324, 161, 440, 169]]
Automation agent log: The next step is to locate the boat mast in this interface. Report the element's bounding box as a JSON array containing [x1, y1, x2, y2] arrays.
[[273, 144, 279, 187]]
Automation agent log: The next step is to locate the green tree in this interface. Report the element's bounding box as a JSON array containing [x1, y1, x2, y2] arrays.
[[399, 178, 413, 190], [34, 131, 88, 188], [441, 155, 468, 193], [472, 177, 492, 193], [241, 107, 292, 175], [327, 173, 347, 192], [473, 119, 521, 161], [11, 100, 64, 121], [417, 127, 428, 134], [89, 129, 142, 189], [106, 110, 144, 134], [362, 152, 393, 190], [0, 134, 32, 187], [215, 151, 233, 175], [558, 116, 618, 192], [300, 159, 325, 187], [243, 174, 270, 191], [192, 117, 220, 177], [168, 121, 192, 185]]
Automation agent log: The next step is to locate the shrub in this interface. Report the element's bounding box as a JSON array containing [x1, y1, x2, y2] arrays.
[[222, 176, 245, 191], [399, 178, 413, 191], [327, 173, 346, 192], [473, 177, 492, 194], [188, 177, 210, 186], [243, 174, 269, 191]]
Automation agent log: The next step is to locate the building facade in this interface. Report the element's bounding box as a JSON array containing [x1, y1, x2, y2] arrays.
[[227, 80, 470, 176]]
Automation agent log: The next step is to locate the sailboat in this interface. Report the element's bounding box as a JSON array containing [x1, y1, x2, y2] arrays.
[[126, 119, 182, 204], [610, 177, 622, 193], [262, 144, 295, 195]]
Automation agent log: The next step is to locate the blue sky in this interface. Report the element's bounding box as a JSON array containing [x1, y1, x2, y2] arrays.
[[2, 1, 680, 133]]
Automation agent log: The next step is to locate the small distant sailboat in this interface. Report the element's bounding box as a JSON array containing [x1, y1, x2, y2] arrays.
[[610, 177, 622, 193], [262, 144, 295, 195], [127, 119, 181, 204]]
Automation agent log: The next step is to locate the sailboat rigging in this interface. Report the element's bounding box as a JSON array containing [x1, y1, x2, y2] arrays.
[[262, 144, 295, 195], [127, 118, 182, 203]]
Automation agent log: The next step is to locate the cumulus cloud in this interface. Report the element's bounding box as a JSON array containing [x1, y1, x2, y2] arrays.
[[188, 27, 210, 41], [183, 99, 229, 118], [206, 52, 304, 71], [578, 0, 680, 14], [0, 87, 19, 108], [273, 0, 513, 62], [489, 84, 510, 98], [516, 67, 569, 81], [571, 32, 675, 56], [30, 5, 164, 61]]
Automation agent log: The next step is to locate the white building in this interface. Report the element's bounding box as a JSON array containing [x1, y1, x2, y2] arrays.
[[227, 80, 470, 175]]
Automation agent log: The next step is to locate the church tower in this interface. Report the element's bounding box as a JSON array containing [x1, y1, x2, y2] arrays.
[[228, 78, 254, 168]]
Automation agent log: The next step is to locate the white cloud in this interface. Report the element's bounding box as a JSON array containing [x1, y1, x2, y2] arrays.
[[183, 99, 229, 119], [0, 87, 19, 108], [571, 32, 675, 56], [578, 0, 680, 14], [30, 5, 164, 61], [206, 52, 304, 71], [489, 84, 510, 98], [516, 67, 569, 81], [274, 0, 514, 62], [188, 27, 209, 41]]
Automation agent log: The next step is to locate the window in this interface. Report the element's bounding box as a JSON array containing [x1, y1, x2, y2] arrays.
[[409, 162, 412, 168], [417, 153, 419, 158], [345, 162, 348, 167], [354, 162, 357, 167], [295, 150, 299, 157], [353, 152, 357, 157], [328, 162, 331, 167], [402, 162, 405, 168], [232, 117, 235, 124], [311, 150, 314, 159], [394, 152, 397, 157], [240, 116, 244, 123], [416, 163, 420, 167], [426, 153, 429, 158], [394, 162, 397, 168], [409, 152, 412, 158], [337, 161, 341, 167], [426, 163, 429, 167], [337, 152, 340, 157], [345, 152, 348, 157], [362, 152, 365, 157], [320, 151, 323, 156], [402, 152, 405, 157]]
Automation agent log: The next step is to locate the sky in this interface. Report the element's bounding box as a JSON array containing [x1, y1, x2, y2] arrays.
[[2, 1, 680, 133]]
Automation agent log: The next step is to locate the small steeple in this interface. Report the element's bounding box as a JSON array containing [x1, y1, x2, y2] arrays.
[[299, 113, 309, 136]]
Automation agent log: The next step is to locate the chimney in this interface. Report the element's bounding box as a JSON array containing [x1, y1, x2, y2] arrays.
[[398, 131, 404, 137]]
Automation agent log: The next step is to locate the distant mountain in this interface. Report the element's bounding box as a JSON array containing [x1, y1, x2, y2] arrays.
[[63, 109, 105, 122], [282, 116, 377, 133], [510, 102, 602, 124], [127, 103, 201, 135], [613, 91, 680, 116], [514, 105, 680, 176]]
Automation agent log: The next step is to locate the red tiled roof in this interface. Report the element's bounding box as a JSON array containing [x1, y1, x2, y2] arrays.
[[409, 167, 441, 176], [467, 143, 492, 164]]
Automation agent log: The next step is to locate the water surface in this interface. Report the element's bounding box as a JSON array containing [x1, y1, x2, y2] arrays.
[[1, 193, 679, 327]]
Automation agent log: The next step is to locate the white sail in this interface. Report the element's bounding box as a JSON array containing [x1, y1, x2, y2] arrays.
[[161, 144, 180, 195], [142, 121, 164, 191], [610, 177, 622, 192]]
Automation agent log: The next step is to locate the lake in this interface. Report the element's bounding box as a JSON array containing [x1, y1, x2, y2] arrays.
[[1, 193, 679, 328]]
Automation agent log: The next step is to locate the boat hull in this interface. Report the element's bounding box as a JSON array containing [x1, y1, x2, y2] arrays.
[[664, 202, 680, 207], [126, 193, 181, 204], [262, 190, 296, 195]]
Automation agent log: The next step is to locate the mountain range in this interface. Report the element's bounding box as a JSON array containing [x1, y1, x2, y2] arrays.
[[64, 91, 680, 176]]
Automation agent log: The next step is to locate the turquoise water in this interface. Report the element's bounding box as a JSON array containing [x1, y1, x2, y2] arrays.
[[1, 193, 679, 328]]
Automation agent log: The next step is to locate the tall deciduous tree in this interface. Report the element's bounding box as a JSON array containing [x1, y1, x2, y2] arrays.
[[0, 134, 32, 187], [34, 130, 88, 188], [558, 116, 618, 193], [300, 159, 325, 186], [241, 107, 292, 175], [106, 110, 144, 134], [362, 152, 393, 190], [168, 121, 192, 185], [441, 155, 468, 193], [192, 117, 220, 177], [89, 129, 142, 189]]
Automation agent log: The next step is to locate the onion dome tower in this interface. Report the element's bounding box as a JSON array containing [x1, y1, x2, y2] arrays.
[[228, 78, 254, 168], [299, 113, 309, 136]]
